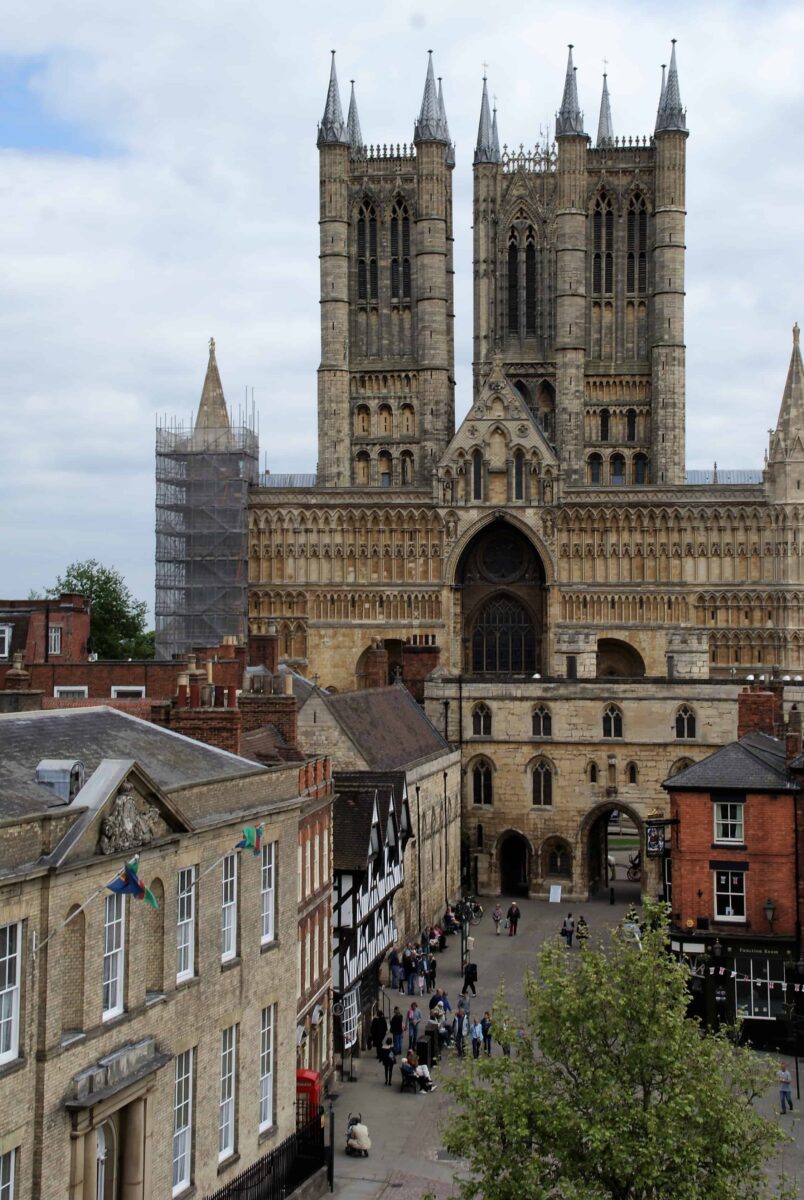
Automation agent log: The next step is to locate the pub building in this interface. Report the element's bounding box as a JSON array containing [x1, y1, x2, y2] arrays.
[[331, 772, 411, 1073], [662, 706, 804, 1048]]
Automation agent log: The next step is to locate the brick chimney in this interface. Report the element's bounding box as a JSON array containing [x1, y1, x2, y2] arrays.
[[363, 640, 389, 689], [737, 686, 784, 739], [248, 623, 279, 674], [402, 642, 441, 703], [239, 674, 298, 749]]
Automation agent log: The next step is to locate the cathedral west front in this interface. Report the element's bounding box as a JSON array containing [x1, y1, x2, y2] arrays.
[[163, 43, 804, 901]]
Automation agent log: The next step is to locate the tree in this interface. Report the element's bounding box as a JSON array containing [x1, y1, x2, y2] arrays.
[[443, 902, 794, 1200], [46, 559, 154, 660]]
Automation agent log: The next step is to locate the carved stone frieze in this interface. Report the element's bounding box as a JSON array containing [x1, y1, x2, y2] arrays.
[[98, 782, 164, 856]]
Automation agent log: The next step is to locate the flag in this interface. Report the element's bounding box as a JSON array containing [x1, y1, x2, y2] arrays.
[[107, 858, 159, 909], [235, 824, 264, 856]]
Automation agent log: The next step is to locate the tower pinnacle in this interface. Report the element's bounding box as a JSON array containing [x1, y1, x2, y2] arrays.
[[475, 76, 498, 163], [346, 80, 363, 150], [773, 323, 804, 450], [414, 51, 447, 143], [556, 44, 585, 136], [655, 40, 687, 132], [438, 77, 455, 164], [195, 337, 230, 433], [596, 72, 613, 146], [317, 51, 348, 145]]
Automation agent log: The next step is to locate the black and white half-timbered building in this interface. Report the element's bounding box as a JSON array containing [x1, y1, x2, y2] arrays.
[[332, 772, 411, 1055]]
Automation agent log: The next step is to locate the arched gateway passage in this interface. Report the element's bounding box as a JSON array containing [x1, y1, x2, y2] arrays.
[[499, 831, 531, 896], [583, 803, 643, 903], [457, 520, 547, 676]]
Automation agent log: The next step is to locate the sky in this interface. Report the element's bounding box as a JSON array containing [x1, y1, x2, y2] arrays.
[[2, 0, 804, 614]]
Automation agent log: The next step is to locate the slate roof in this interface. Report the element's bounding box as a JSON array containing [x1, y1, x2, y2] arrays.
[[663, 731, 797, 793], [323, 684, 448, 771], [0, 707, 265, 818], [332, 776, 400, 872]]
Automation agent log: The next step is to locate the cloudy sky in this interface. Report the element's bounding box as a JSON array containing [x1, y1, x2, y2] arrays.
[[2, 0, 804, 613]]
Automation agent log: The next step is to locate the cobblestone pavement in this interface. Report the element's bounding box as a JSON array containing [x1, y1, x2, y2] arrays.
[[328, 894, 802, 1198]]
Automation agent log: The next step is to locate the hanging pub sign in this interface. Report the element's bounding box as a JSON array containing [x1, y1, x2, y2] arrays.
[[646, 823, 666, 857]]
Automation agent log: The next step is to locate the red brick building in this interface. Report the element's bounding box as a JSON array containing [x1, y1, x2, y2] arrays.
[[0, 594, 90, 665]]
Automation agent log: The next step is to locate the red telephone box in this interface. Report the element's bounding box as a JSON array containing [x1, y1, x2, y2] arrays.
[[296, 1068, 321, 1124]]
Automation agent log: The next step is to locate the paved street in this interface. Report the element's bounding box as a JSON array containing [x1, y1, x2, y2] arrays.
[[328, 894, 803, 1199]]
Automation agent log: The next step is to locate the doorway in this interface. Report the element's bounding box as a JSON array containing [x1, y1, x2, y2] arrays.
[[585, 805, 643, 903], [499, 832, 530, 896]]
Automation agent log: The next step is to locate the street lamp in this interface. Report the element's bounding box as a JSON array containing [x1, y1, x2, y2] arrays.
[[763, 898, 776, 927]]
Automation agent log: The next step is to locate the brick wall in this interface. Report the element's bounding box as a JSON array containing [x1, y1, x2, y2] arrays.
[[0, 648, 242, 697], [158, 705, 242, 756], [240, 693, 298, 747], [401, 644, 440, 703], [737, 686, 785, 739], [363, 644, 389, 689]]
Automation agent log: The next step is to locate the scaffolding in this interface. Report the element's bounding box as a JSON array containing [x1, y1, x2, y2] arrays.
[[155, 421, 258, 661]]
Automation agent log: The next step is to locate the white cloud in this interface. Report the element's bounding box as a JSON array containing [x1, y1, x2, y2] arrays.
[[1, 0, 804, 607]]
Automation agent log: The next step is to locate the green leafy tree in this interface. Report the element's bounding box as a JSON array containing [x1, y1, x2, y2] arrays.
[[443, 902, 794, 1200], [46, 559, 154, 660]]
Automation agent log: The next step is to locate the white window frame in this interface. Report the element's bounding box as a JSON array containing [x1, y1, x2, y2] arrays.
[[305, 838, 311, 897], [176, 867, 196, 982], [313, 831, 320, 892], [102, 894, 125, 1020], [259, 1004, 275, 1131], [735, 955, 787, 1020], [0, 1148, 16, 1200], [323, 827, 329, 878], [298, 844, 303, 903], [48, 625, 62, 655], [172, 1048, 193, 1195], [0, 922, 22, 1064], [218, 1025, 237, 1162], [313, 917, 319, 985], [260, 843, 276, 945], [0, 626, 12, 660], [714, 801, 744, 844], [305, 927, 311, 994], [54, 685, 88, 699], [714, 868, 746, 922], [110, 685, 146, 699], [221, 854, 238, 963]]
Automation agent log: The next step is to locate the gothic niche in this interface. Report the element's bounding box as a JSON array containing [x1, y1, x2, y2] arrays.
[[458, 520, 546, 675], [98, 782, 164, 855]]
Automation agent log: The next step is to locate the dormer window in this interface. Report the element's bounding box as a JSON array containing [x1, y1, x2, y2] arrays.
[[0, 625, 12, 659]]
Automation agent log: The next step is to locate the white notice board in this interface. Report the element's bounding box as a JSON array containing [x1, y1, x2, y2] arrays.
[[549, 884, 562, 903]]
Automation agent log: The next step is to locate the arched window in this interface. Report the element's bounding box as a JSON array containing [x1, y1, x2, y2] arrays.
[[634, 453, 649, 484], [669, 757, 694, 777], [588, 453, 603, 485], [390, 199, 411, 301], [611, 453, 626, 485], [378, 451, 392, 487], [592, 194, 614, 295], [507, 230, 519, 333], [471, 596, 537, 674], [378, 405, 393, 435], [627, 194, 648, 295], [532, 760, 553, 806], [603, 704, 623, 739], [514, 450, 525, 500], [472, 449, 483, 501], [626, 408, 637, 442], [472, 703, 492, 737], [588, 761, 598, 784], [399, 452, 414, 485], [357, 201, 378, 302], [354, 405, 370, 435], [525, 227, 537, 335], [144, 878, 165, 998], [472, 759, 493, 806], [355, 452, 370, 485], [626, 762, 639, 785], [543, 838, 572, 877], [600, 409, 610, 442], [675, 705, 696, 739], [400, 404, 415, 435], [532, 705, 552, 737], [61, 906, 86, 1036]]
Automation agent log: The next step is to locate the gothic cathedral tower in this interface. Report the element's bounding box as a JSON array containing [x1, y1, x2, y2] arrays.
[[316, 53, 455, 489], [473, 44, 687, 487]]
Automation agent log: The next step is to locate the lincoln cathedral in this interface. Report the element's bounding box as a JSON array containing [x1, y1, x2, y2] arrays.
[[158, 44, 804, 900]]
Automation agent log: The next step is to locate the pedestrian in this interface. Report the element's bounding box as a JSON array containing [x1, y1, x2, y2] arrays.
[[492, 902, 503, 935], [407, 1001, 422, 1050], [561, 912, 575, 947], [778, 1061, 794, 1114], [507, 901, 521, 936], [390, 1006, 405, 1056], [426, 953, 437, 991], [471, 1017, 483, 1059], [406, 1048, 437, 1091], [461, 960, 478, 997], [481, 1011, 493, 1056], [439, 989, 452, 1014], [403, 945, 416, 995], [576, 914, 589, 949], [388, 946, 403, 992], [369, 1007, 387, 1060], [453, 1005, 469, 1057], [380, 1034, 396, 1086]]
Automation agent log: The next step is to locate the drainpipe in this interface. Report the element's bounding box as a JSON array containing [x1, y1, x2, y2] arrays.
[[44, 603, 50, 663], [415, 784, 422, 933], [443, 770, 449, 906]]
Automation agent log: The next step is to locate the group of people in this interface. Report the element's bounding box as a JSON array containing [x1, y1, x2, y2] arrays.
[[387, 941, 437, 995], [491, 901, 522, 935], [559, 912, 589, 948]]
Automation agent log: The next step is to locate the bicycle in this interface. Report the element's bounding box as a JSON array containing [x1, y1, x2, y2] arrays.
[[626, 852, 641, 883], [462, 895, 484, 925]]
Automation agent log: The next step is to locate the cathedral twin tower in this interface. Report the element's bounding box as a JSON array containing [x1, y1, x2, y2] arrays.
[[316, 43, 688, 493]]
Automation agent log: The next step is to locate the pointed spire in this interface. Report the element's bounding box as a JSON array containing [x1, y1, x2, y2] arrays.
[[556, 45, 585, 136], [414, 51, 447, 143], [655, 40, 687, 133], [475, 76, 498, 163], [656, 63, 667, 125], [437, 77, 455, 164], [774, 324, 804, 450], [596, 73, 613, 146], [195, 338, 230, 433], [346, 80, 363, 150], [317, 51, 348, 146]]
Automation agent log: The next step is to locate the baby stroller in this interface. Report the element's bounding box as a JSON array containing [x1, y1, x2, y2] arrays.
[[345, 1112, 371, 1157]]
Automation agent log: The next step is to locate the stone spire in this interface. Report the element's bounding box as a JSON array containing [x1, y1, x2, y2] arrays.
[[414, 51, 447, 143], [596, 73, 613, 145], [474, 76, 497, 163], [655, 40, 687, 132], [492, 103, 500, 159], [773, 324, 804, 450], [556, 44, 585, 136], [656, 63, 667, 124], [195, 337, 230, 433], [438, 77, 455, 164], [346, 80, 363, 150], [317, 51, 348, 145]]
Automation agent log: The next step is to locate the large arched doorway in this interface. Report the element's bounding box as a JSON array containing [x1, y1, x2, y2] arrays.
[[499, 831, 531, 896], [582, 803, 643, 903], [457, 520, 547, 676]]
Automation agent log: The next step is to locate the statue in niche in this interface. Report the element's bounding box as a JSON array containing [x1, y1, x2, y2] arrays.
[[98, 782, 162, 855]]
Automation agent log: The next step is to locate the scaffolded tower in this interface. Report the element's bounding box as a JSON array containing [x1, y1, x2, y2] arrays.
[[155, 339, 258, 661]]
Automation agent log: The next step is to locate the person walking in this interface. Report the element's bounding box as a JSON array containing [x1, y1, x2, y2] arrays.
[[507, 902, 521, 936], [403, 945, 416, 995], [390, 1006, 405, 1056], [471, 1017, 483, 1059], [492, 902, 503, 935], [426, 953, 437, 991], [576, 914, 589, 949], [369, 1008, 387, 1060], [380, 1035, 396, 1086], [453, 1004, 469, 1057], [461, 960, 478, 997], [561, 912, 575, 948], [481, 1011, 493, 1056], [407, 1001, 422, 1050], [778, 1062, 794, 1114], [388, 946, 403, 992]]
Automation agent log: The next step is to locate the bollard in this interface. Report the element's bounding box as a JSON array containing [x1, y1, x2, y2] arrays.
[[609, 886, 615, 905]]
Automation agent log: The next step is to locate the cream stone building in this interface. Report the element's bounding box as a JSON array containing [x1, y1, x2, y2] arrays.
[[159, 45, 804, 901], [0, 708, 326, 1200]]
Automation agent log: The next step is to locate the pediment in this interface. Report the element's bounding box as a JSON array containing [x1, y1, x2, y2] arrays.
[[50, 760, 191, 868]]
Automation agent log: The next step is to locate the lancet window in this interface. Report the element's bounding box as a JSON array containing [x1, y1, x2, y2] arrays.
[[357, 201, 378, 302], [592, 194, 614, 296], [390, 200, 411, 302], [626, 194, 648, 295]]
